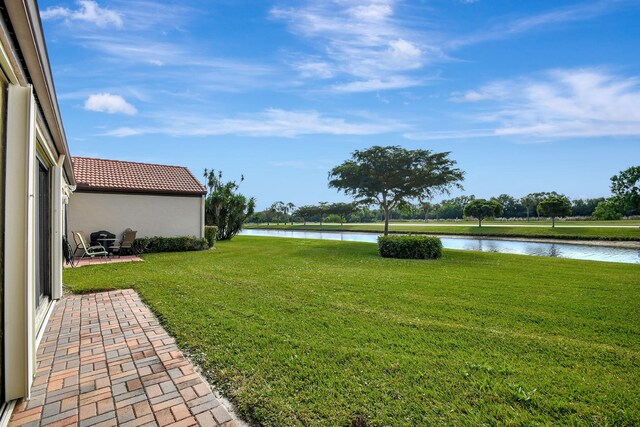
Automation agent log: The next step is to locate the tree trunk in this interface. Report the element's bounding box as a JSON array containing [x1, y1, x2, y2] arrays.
[[383, 206, 390, 236], [478, 218, 482, 227], [552, 216, 555, 228]]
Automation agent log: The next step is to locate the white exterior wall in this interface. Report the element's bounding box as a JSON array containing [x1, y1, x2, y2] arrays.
[[4, 84, 37, 402], [2, 73, 70, 403], [68, 192, 205, 239], [1, 1, 76, 406]]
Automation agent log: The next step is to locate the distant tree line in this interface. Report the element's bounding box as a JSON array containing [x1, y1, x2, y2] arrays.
[[249, 201, 358, 225], [248, 194, 611, 224], [247, 165, 639, 225]]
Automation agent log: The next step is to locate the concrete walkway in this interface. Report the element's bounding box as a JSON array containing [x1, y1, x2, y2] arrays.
[[9, 290, 239, 427]]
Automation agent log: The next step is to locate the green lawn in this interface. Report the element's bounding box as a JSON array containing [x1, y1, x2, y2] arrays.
[[245, 222, 640, 241], [64, 237, 640, 426]]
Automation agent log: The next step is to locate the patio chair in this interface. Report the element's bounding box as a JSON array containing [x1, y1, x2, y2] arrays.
[[110, 228, 138, 257], [62, 235, 78, 267], [72, 231, 109, 262]]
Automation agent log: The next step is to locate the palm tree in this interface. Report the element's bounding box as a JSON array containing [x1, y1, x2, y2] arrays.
[[276, 201, 287, 224], [420, 200, 432, 222], [286, 202, 296, 224], [270, 201, 284, 225]]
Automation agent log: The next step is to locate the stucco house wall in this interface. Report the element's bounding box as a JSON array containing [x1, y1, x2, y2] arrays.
[[1, 0, 76, 416], [69, 192, 205, 238]]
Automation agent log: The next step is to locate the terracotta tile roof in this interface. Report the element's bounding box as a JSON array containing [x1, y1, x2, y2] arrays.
[[72, 157, 207, 195]]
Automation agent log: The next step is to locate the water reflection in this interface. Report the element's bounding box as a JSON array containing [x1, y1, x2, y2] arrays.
[[239, 229, 640, 264]]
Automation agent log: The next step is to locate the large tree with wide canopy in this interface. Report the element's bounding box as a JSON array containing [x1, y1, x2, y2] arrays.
[[328, 146, 464, 235]]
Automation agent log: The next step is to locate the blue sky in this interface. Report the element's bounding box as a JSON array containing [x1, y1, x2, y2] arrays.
[[40, 0, 640, 209]]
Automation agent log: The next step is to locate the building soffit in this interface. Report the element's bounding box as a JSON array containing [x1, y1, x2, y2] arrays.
[[2, 0, 76, 186]]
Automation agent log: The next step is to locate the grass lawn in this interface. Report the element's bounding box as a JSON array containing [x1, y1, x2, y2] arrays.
[[245, 223, 640, 241], [64, 237, 640, 426]]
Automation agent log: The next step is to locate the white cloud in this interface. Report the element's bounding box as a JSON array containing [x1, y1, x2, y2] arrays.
[[71, 34, 277, 91], [449, 1, 618, 48], [493, 69, 640, 137], [387, 39, 422, 69], [84, 93, 137, 115], [102, 109, 405, 138], [105, 127, 142, 137], [43, 3, 278, 97], [413, 69, 640, 141], [294, 60, 336, 79], [450, 82, 511, 102], [41, 1, 123, 28], [78, 35, 183, 66], [40, 7, 71, 20], [348, 3, 393, 21], [332, 76, 424, 93], [270, 1, 619, 93], [271, 0, 439, 91]]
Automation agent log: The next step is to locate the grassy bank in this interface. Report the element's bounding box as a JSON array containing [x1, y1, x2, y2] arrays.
[[386, 219, 640, 227], [245, 223, 640, 241], [64, 237, 640, 426]]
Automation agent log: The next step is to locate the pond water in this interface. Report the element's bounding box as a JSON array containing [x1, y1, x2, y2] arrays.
[[239, 229, 640, 264]]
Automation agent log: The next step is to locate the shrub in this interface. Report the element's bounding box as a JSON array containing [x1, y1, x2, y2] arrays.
[[325, 214, 342, 223], [378, 235, 442, 259], [593, 200, 623, 220], [133, 236, 208, 254], [204, 226, 218, 248]]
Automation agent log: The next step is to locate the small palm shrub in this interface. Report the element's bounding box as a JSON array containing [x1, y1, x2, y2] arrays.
[[205, 226, 218, 248]]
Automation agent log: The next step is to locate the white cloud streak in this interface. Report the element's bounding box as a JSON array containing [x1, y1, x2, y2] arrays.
[[84, 93, 137, 115], [271, 0, 440, 92], [410, 69, 640, 140], [102, 109, 405, 138], [332, 76, 424, 93], [272, 0, 624, 93], [449, 1, 621, 48], [41, 1, 123, 28]]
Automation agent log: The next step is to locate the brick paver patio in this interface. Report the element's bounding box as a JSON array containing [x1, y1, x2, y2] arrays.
[[10, 290, 239, 427], [66, 255, 144, 269]]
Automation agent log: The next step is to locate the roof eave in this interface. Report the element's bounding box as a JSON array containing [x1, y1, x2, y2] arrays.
[[75, 185, 207, 197], [4, 0, 76, 186]]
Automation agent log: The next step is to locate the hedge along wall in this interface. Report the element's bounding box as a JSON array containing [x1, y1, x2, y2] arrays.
[[378, 235, 443, 259], [133, 236, 208, 253]]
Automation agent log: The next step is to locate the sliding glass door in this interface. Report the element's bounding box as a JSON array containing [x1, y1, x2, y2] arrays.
[[35, 158, 51, 311], [0, 68, 7, 406]]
